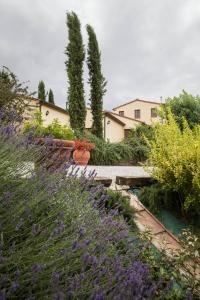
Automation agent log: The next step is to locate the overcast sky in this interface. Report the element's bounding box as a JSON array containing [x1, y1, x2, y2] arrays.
[[1, 0, 200, 109]]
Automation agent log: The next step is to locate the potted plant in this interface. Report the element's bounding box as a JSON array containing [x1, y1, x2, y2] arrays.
[[73, 139, 95, 165], [23, 111, 75, 170]]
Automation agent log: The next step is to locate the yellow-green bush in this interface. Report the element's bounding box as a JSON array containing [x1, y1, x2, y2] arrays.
[[23, 110, 74, 140], [147, 109, 200, 215]]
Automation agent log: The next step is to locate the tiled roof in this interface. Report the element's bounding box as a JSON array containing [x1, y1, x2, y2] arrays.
[[104, 111, 126, 126], [113, 98, 162, 110], [109, 111, 144, 124]]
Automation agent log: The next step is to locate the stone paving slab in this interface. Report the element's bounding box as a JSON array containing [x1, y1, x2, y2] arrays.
[[134, 210, 165, 235], [72, 165, 151, 182], [122, 191, 182, 251]]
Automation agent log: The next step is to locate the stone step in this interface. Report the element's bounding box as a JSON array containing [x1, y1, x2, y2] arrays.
[[94, 177, 112, 187], [116, 176, 154, 187]]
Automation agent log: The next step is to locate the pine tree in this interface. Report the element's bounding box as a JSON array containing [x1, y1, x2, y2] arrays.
[[65, 12, 86, 131], [38, 80, 46, 102], [48, 89, 55, 104], [87, 25, 107, 138]]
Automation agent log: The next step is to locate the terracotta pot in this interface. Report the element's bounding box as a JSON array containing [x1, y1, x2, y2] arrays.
[[35, 137, 74, 171], [73, 149, 90, 165]]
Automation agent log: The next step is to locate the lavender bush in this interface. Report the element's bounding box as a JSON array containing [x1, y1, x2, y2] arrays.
[[0, 118, 193, 299]]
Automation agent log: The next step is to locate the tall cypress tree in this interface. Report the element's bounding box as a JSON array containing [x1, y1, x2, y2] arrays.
[[38, 80, 46, 102], [87, 25, 106, 138], [65, 12, 86, 131], [48, 89, 55, 104]]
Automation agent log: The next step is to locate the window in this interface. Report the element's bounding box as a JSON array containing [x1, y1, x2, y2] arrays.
[[134, 109, 141, 119], [151, 108, 157, 118], [119, 111, 124, 116]]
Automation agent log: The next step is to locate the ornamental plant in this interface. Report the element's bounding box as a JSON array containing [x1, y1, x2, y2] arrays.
[[23, 110, 74, 140], [74, 138, 95, 151], [147, 108, 200, 216]]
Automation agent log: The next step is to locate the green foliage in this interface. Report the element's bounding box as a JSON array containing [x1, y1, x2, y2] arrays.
[[48, 88, 54, 104], [38, 80, 46, 102], [75, 125, 155, 166], [45, 119, 74, 140], [166, 90, 200, 129], [106, 189, 136, 229], [125, 124, 154, 163], [171, 229, 200, 296], [87, 25, 106, 138], [65, 12, 86, 131], [147, 108, 200, 216], [138, 183, 176, 213], [75, 131, 133, 165], [0, 66, 32, 118], [24, 111, 74, 140]]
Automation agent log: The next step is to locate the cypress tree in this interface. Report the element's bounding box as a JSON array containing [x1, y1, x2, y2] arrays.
[[86, 25, 107, 138], [48, 89, 55, 104], [38, 80, 46, 102], [65, 12, 86, 131]]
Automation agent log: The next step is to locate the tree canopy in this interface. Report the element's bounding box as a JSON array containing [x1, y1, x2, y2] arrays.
[[0, 66, 32, 119], [87, 24, 106, 138], [38, 80, 46, 102], [48, 89, 54, 104], [166, 90, 200, 129], [65, 12, 86, 131]]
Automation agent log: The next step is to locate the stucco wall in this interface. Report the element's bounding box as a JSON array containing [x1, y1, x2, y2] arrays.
[[104, 115, 124, 143], [85, 108, 93, 128], [110, 113, 142, 129], [41, 105, 70, 126], [113, 100, 162, 125]]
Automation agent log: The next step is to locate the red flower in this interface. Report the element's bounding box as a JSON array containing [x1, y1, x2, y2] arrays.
[[74, 139, 95, 151]]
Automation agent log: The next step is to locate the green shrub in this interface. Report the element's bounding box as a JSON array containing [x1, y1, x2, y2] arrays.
[[138, 183, 176, 214], [45, 119, 74, 140], [125, 124, 154, 163], [75, 130, 133, 165], [147, 108, 200, 216], [75, 125, 154, 166], [106, 189, 136, 229], [23, 110, 74, 140]]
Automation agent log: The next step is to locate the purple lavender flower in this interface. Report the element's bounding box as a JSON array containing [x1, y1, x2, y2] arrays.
[[0, 252, 6, 264], [53, 291, 65, 300], [78, 227, 85, 238], [0, 289, 6, 300], [15, 218, 23, 231], [31, 263, 43, 283], [52, 271, 60, 287], [10, 281, 20, 292], [91, 286, 105, 300], [50, 220, 65, 238], [31, 223, 41, 236]]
